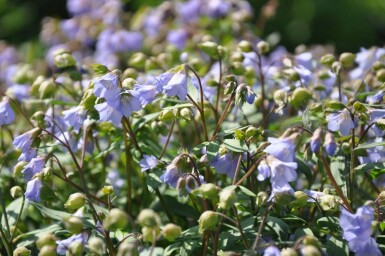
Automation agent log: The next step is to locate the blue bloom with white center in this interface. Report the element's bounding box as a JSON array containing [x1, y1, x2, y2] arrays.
[[327, 109, 355, 136], [140, 155, 158, 172], [25, 178, 43, 202], [367, 90, 385, 104], [163, 72, 188, 100], [0, 97, 15, 126], [111, 90, 142, 118], [339, 205, 381, 256]]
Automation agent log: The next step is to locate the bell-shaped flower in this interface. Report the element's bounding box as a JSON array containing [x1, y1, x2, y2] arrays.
[[94, 102, 122, 127], [22, 156, 45, 181], [324, 132, 337, 156], [163, 72, 188, 100], [211, 152, 240, 179], [140, 155, 158, 172], [25, 177, 43, 202], [0, 97, 15, 126], [264, 136, 297, 162], [327, 109, 355, 136], [93, 72, 120, 102], [62, 106, 87, 133], [133, 84, 159, 106]]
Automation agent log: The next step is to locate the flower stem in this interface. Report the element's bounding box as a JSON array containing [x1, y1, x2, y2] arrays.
[[10, 195, 25, 241], [159, 119, 175, 159], [122, 119, 133, 217]]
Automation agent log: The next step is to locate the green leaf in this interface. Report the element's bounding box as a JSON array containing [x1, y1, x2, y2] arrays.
[[354, 162, 385, 173], [1, 197, 24, 228], [15, 224, 61, 247], [146, 172, 163, 192], [317, 216, 340, 233], [265, 216, 289, 241], [355, 141, 385, 151], [353, 101, 369, 122], [223, 139, 248, 153], [323, 100, 345, 112], [206, 142, 220, 162], [140, 247, 164, 256], [30, 202, 71, 220], [92, 64, 109, 75], [380, 222, 385, 232], [295, 157, 313, 183], [238, 186, 256, 197], [294, 227, 314, 240], [326, 237, 349, 256], [330, 153, 348, 198]]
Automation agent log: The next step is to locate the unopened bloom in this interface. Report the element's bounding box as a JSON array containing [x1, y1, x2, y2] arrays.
[[0, 97, 15, 126], [327, 109, 355, 136], [339, 205, 381, 256], [25, 177, 43, 202], [310, 128, 323, 153], [324, 132, 337, 156]]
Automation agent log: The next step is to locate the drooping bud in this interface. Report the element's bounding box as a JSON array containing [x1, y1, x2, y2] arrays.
[[231, 62, 246, 75], [198, 211, 219, 232], [186, 175, 197, 190], [162, 223, 182, 242], [38, 245, 57, 256], [137, 209, 161, 228], [64, 216, 84, 234], [192, 183, 220, 201], [88, 237, 106, 255], [320, 54, 335, 67], [103, 208, 129, 231], [256, 191, 268, 207], [31, 111, 46, 127], [237, 40, 253, 53], [323, 132, 337, 156], [218, 187, 237, 210], [54, 51, 76, 69], [13, 247, 31, 256], [284, 69, 299, 82], [64, 193, 86, 212], [300, 245, 321, 256], [38, 79, 56, 99], [36, 233, 56, 249], [290, 87, 312, 108], [141, 226, 161, 242], [31, 75, 45, 95], [331, 61, 341, 74], [128, 53, 147, 69], [310, 128, 323, 153], [339, 52, 355, 68], [256, 41, 270, 54], [224, 81, 236, 95], [13, 161, 27, 177], [10, 186, 23, 198], [159, 109, 175, 122], [180, 108, 192, 121]]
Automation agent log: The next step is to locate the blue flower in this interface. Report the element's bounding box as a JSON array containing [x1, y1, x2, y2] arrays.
[[339, 205, 381, 256], [263, 245, 281, 256], [62, 106, 87, 133], [367, 90, 385, 104], [211, 152, 240, 179], [167, 29, 188, 50], [18, 147, 37, 162], [264, 137, 296, 162], [22, 156, 45, 181], [25, 178, 43, 202], [111, 90, 142, 118], [310, 128, 323, 153], [109, 30, 143, 52], [93, 72, 120, 102], [13, 128, 41, 153], [324, 132, 337, 156], [350, 47, 385, 80], [327, 109, 355, 136], [163, 73, 188, 100], [160, 164, 180, 189], [140, 155, 158, 172], [0, 97, 15, 126], [133, 84, 159, 106], [94, 102, 122, 126], [56, 233, 88, 255]]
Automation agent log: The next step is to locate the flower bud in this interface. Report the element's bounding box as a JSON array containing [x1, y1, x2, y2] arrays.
[[103, 208, 129, 231], [281, 248, 298, 256], [122, 78, 137, 89], [31, 111, 46, 127], [302, 235, 321, 247], [376, 69, 385, 82], [13, 161, 27, 177], [162, 223, 182, 242], [117, 243, 139, 256], [284, 69, 299, 81], [319, 194, 339, 211], [331, 61, 341, 74], [376, 191, 385, 202], [300, 245, 321, 256], [128, 53, 147, 70], [38, 79, 56, 99], [145, 58, 160, 72], [64, 216, 84, 234], [159, 109, 175, 122], [339, 52, 355, 68], [38, 245, 57, 256], [64, 193, 86, 212], [198, 211, 219, 232], [218, 188, 237, 210], [31, 75, 45, 95], [54, 52, 76, 69], [67, 241, 82, 256], [238, 40, 253, 52], [10, 186, 23, 198], [141, 226, 161, 242], [256, 41, 270, 54], [180, 108, 192, 121], [101, 185, 114, 196], [290, 87, 312, 108], [199, 41, 219, 59], [274, 89, 287, 105], [373, 61, 385, 71], [122, 68, 138, 79], [246, 126, 259, 140], [186, 175, 197, 190], [256, 191, 268, 207], [234, 129, 246, 141], [224, 81, 236, 95], [323, 133, 337, 156], [137, 209, 161, 228], [231, 62, 246, 75], [274, 191, 295, 206], [310, 128, 323, 153], [88, 237, 105, 255], [13, 247, 31, 256], [320, 54, 335, 67], [176, 177, 187, 192], [36, 233, 56, 249], [291, 191, 308, 208], [230, 52, 244, 62], [192, 183, 220, 201]]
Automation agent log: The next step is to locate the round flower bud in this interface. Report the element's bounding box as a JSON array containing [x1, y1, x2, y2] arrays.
[[176, 177, 187, 192], [10, 186, 23, 198], [275, 191, 295, 206], [162, 223, 182, 242], [67, 241, 82, 256], [376, 191, 385, 203], [224, 81, 236, 95], [54, 52, 76, 69], [101, 185, 114, 196], [103, 208, 129, 231], [64, 216, 84, 234], [122, 78, 137, 89], [198, 211, 219, 232], [128, 52, 147, 69], [339, 52, 355, 68], [331, 61, 341, 74], [256, 191, 268, 207], [38, 79, 56, 99], [199, 41, 219, 59], [31, 111, 46, 127], [122, 68, 138, 79], [376, 69, 385, 82], [300, 245, 321, 256], [64, 193, 86, 212], [180, 108, 192, 121], [218, 188, 237, 210], [319, 194, 339, 211], [159, 109, 175, 122], [193, 183, 220, 201], [246, 126, 259, 140], [274, 89, 287, 105], [141, 226, 161, 242], [281, 248, 298, 256], [13, 247, 31, 256], [186, 175, 197, 190], [230, 52, 244, 62], [145, 58, 160, 72], [291, 191, 308, 208], [310, 128, 323, 153], [36, 233, 56, 249], [117, 243, 139, 256], [13, 161, 27, 177], [88, 237, 105, 255], [137, 209, 161, 228], [284, 69, 299, 81], [302, 235, 321, 247], [290, 87, 312, 108], [373, 61, 385, 71], [256, 41, 270, 54], [31, 75, 45, 95], [38, 245, 57, 256], [238, 40, 253, 52], [231, 62, 246, 75], [320, 54, 335, 67]]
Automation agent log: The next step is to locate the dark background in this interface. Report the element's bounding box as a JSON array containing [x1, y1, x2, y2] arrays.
[[1, 0, 385, 53]]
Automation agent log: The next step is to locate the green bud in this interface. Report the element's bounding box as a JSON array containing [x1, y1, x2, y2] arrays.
[[162, 223, 182, 242], [231, 62, 246, 75], [225, 75, 237, 82], [10, 186, 23, 198], [273, 89, 287, 105], [331, 61, 341, 74], [373, 61, 385, 71], [13, 247, 31, 256], [274, 191, 295, 206], [12, 64, 35, 84], [198, 211, 219, 232], [64, 192, 86, 211], [38, 245, 57, 256], [320, 54, 335, 67], [238, 40, 253, 52], [122, 78, 137, 89], [31, 75, 45, 95], [281, 248, 298, 256], [141, 226, 161, 242], [122, 68, 138, 79], [88, 237, 105, 255], [54, 52, 76, 68], [230, 52, 244, 62], [218, 188, 237, 210], [339, 52, 355, 68], [290, 87, 312, 107], [64, 216, 84, 234], [145, 58, 160, 72], [376, 191, 385, 203], [224, 81, 236, 95], [192, 183, 220, 200], [79, 89, 96, 110], [66, 241, 82, 256], [159, 109, 175, 122], [234, 129, 246, 141], [117, 243, 139, 256], [199, 41, 219, 59], [300, 245, 321, 256], [291, 191, 308, 208], [341, 142, 351, 155], [31, 111, 46, 127], [246, 126, 259, 140], [376, 69, 385, 82], [157, 53, 172, 67], [176, 177, 187, 192], [217, 46, 226, 58], [137, 209, 161, 228], [38, 79, 56, 99], [256, 41, 270, 54], [186, 175, 197, 190], [13, 161, 27, 177], [103, 208, 129, 231], [302, 235, 321, 248], [284, 69, 300, 82], [42, 167, 52, 179], [180, 108, 192, 121], [36, 233, 56, 249], [101, 185, 114, 196], [319, 194, 339, 211], [128, 53, 147, 69]]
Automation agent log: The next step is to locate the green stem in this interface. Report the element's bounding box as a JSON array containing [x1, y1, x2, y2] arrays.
[[256, 53, 267, 128], [10, 195, 25, 241], [158, 119, 175, 159], [232, 206, 250, 248], [122, 119, 132, 217], [154, 188, 174, 223], [0, 226, 12, 256], [350, 128, 355, 206], [252, 203, 274, 253], [0, 190, 10, 238]]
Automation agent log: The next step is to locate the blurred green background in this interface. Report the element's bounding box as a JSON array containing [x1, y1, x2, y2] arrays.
[[1, 0, 385, 53]]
